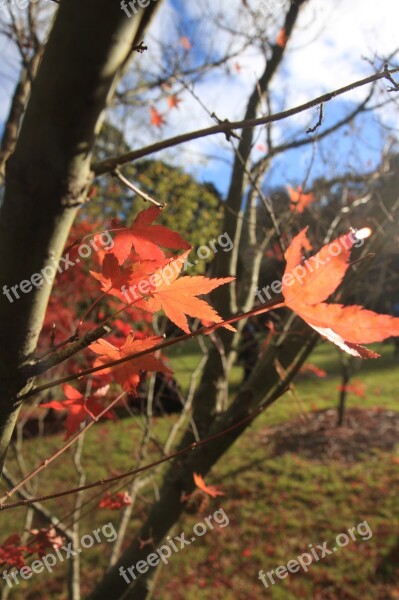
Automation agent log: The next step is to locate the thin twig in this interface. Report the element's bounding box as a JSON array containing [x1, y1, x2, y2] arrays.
[[112, 169, 165, 208], [306, 102, 324, 134], [0, 383, 290, 511], [19, 298, 285, 401], [0, 393, 126, 505]]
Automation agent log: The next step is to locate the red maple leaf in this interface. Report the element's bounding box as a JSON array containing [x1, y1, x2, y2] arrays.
[[180, 36, 192, 50], [111, 206, 191, 265], [90, 333, 172, 394], [29, 528, 64, 559], [0, 534, 27, 568], [99, 491, 133, 510], [276, 28, 288, 48], [137, 251, 235, 333], [300, 363, 327, 378], [90, 252, 168, 302], [150, 106, 166, 128], [90, 253, 134, 297], [287, 185, 315, 213], [282, 228, 399, 358], [337, 380, 366, 397], [167, 94, 182, 109], [193, 473, 225, 498], [40, 384, 114, 440]]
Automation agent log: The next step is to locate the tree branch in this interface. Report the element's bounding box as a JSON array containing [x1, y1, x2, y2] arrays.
[[92, 67, 399, 176], [19, 298, 284, 400]]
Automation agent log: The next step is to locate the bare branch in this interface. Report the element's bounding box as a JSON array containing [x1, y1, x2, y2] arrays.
[[25, 324, 112, 377], [92, 67, 399, 175]]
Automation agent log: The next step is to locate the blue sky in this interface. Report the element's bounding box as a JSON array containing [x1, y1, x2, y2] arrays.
[[1, 0, 398, 198], [137, 0, 399, 196]]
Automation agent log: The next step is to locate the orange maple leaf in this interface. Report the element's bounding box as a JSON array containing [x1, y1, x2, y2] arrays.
[[287, 185, 315, 213], [282, 228, 399, 358], [90, 333, 172, 394], [193, 473, 225, 498], [276, 28, 288, 48], [135, 251, 235, 333], [150, 106, 166, 128], [167, 94, 182, 109]]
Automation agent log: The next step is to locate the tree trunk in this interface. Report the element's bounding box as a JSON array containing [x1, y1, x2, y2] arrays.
[[88, 324, 318, 600], [337, 359, 351, 427], [0, 48, 44, 184], [0, 0, 161, 474]]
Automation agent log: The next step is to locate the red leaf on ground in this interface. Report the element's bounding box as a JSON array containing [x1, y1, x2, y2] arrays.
[[300, 363, 327, 378], [193, 473, 225, 498], [337, 380, 366, 397]]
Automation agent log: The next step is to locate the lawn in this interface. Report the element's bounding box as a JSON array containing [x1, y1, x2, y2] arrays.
[[1, 340, 398, 599]]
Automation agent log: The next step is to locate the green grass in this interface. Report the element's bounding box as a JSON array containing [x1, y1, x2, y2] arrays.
[[1, 340, 398, 599]]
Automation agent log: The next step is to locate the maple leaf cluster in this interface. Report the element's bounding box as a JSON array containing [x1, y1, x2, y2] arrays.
[[38, 207, 234, 439], [0, 535, 27, 569], [28, 528, 64, 559], [87, 208, 233, 394], [0, 528, 66, 569], [89, 206, 233, 336], [38, 207, 399, 444]]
